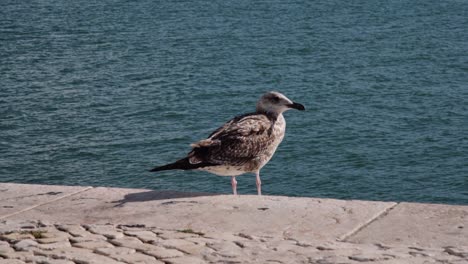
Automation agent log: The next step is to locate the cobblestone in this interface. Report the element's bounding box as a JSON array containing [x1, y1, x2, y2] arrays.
[[34, 247, 122, 264], [73, 240, 115, 250], [56, 224, 89, 237], [36, 228, 70, 244], [144, 246, 185, 259], [69, 234, 106, 243], [165, 256, 207, 264], [36, 240, 71, 250], [124, 230, 159, 243], [94, 246, 136, 256], [13, 239, 38, 251], [109, 236, 143, 248], [108, 251, 158, 263], [0, 223, 466, 264], [85, 224, 124, 239], [0, 259, 26, 264], [39, 259, 75, 264]]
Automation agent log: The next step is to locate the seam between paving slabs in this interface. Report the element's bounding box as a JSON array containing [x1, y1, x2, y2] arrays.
[[0, 186, 94, 220], [337, 202, 400, 242]]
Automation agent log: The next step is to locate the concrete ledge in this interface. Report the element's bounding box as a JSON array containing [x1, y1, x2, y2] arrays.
[[0, 183, 467, 263], [1, 183, 396, 242], [0, 183, 92, 220], [346, 202, 468, 248]]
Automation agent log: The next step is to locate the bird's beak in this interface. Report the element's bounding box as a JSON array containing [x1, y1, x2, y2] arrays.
[[287, 102, 305, 111]]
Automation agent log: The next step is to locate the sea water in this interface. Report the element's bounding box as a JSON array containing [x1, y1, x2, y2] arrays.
[[1, 0, 467, 204]]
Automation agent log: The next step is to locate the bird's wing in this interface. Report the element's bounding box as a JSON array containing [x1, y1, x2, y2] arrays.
[[188, 113, 275, 165]]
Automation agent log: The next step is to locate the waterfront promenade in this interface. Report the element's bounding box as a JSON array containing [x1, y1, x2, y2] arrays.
[[0, 183, 467, 263]]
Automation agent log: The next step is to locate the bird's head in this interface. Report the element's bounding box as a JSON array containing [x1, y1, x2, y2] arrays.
[[256, 91, 305, 115]]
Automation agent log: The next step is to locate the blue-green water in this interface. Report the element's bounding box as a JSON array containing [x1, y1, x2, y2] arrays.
[[1, 0, 467, 204]]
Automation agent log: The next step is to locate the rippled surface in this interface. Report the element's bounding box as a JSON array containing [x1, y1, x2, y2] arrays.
[[1, 0, 467, 204]]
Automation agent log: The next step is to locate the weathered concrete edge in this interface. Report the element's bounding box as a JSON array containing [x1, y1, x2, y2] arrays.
[[1, 183, 400, 239], [2, 183, 467, 253], [337, 201, 399, 242], [0, 183, 398, 237], [0, 186, 94, 220]]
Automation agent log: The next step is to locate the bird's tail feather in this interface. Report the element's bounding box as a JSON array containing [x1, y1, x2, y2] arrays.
[[149, 157, 214, 172]]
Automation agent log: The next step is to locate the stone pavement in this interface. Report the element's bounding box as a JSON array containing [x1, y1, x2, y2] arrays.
[[1, 222, 468, 264], [0, 183, 467, 264]]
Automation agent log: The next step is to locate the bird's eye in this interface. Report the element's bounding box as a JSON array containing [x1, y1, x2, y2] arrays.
[[272, 96, 280, 102]]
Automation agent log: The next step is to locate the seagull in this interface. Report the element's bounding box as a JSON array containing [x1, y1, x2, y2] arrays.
[[150, 91, 305, 195]]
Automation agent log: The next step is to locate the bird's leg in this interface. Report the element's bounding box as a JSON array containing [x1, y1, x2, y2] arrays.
[[255, 170, 262, 196], [231, 176, 237, 195]]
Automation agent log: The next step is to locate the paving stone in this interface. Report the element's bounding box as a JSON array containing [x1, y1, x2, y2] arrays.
[[73, 240, 115, 250], [203, 231, 250, 242], [35, 257, 76, 264], [107, 237, 170, 255], [1, 223, 463, 264], [148, 228, 165, 235], [94, 246, 136, 256], [37, 236, 70, 244], [0, 232, 34, 242], [0, 220, 36, 234], [258, 250, 309, 264], [0, 259, 26, 264], [202, 252, 247, 264], [0, 250, 34, 261], [86, 225, 124, 239], [27, 255, 45, 262], [165, 256, 206, 264], [36, 228, 70, 244], [155, 238, 197, 251], [36, 240, 71, 250], [116, 224, 147, 231], [34, 247, 122, 264], [13, 239, 38, 251], [56, 224, 89, 237], [157, 230, 200, 240], [109, 236, 143, 248], [133, 260, 165, 264], [123, 230, 160, 243], [69, 234, 106, 243], [37, 220, 51, 227], [155, 238, 208, 255], [57, 225, 107, 243], [171, 242, 207, 255], [107, 251, 157, 263], [144, 246, 185, 259], [348, 252, 395, 262], [185, 236, 217, 245], [207, 241, 244, 258], [2, 182, 467, 264], [0, 240, 14, 254], [38, 259, 76, 264], [38, 227, 66, 236]]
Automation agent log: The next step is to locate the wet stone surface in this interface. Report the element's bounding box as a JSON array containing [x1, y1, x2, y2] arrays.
[[0, 222, 467, 264]]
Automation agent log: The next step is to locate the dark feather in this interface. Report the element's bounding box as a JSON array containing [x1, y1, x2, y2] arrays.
[[151, 112, 280, 172], [149, 157, 215, 172], [192, 112, 278, 166]]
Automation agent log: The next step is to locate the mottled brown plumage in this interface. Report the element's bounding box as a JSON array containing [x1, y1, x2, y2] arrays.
[[150, 91, 305, 195]]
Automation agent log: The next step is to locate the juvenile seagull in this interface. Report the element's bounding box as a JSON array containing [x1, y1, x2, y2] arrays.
[[150, 91, 305, 195]]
